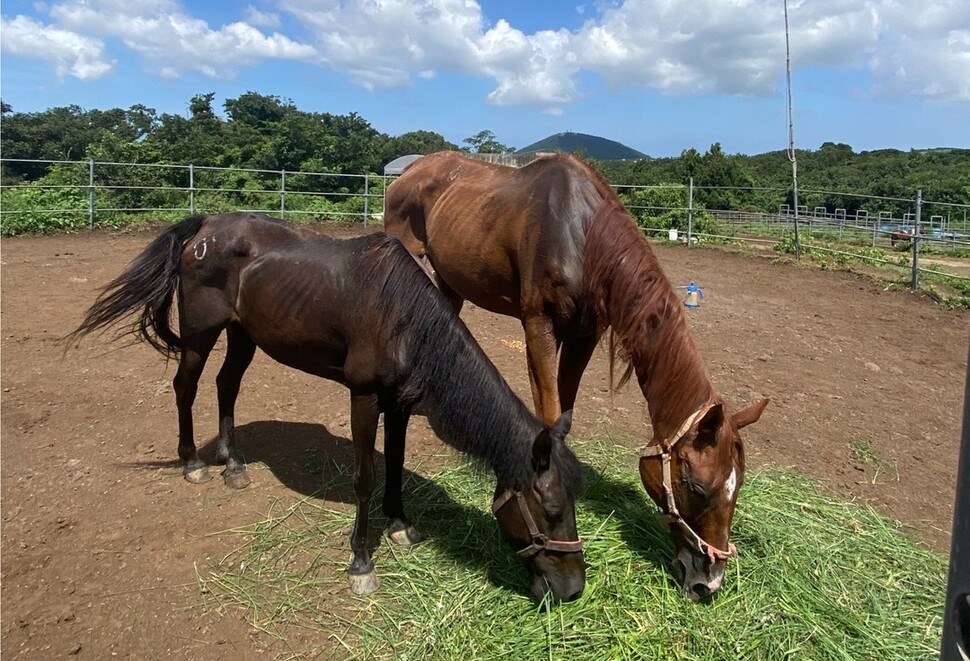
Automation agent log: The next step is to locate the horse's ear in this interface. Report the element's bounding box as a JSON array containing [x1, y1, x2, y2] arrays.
[[733, 398, 769, 429], [533, 411, 572, 472], [550, 410, 572, 442], [696, 402, 725, 440], [532, 429, 553, 473]]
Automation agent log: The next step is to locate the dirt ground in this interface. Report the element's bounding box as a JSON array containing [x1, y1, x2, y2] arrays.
[[2, 226, 967, 659]]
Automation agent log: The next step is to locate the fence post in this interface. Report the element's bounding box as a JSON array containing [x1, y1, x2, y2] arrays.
[[687, 176, 694, 246], [939, 339, 970, 661], [911, 189, 922, 290], [188, 164, 195, 215], [87, 159, 95, 229], [364, 175, 370, 225], [280, 170, 286, 219]]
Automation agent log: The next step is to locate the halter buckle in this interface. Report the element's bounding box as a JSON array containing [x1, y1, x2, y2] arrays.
[[492, 490, 584, 558]]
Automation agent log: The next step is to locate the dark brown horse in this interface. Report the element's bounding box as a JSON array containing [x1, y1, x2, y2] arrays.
[[67, 212, 585, 603], [384, 151, 768, 600]]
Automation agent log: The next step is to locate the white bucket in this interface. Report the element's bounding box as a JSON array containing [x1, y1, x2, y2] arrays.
[[668, 228, 679, 241]]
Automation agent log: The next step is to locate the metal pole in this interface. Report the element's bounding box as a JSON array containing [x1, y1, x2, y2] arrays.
[[363, 175, 370, 225], [911, 189, 922, 290], [280, 170, 286, 219], [687, 176, 694, 246], [189, 164, 195, 215], [87, 159, 95, 229], [939, 339, 970, 661]]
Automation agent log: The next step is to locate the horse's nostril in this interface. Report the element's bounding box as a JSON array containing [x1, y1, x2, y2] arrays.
[[564, 584, 584, 602], [689, 582, 712, 601]]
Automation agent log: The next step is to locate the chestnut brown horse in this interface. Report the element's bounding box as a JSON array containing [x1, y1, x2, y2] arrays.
[[67, 212, 585, 603], [384, 151, 768, 600]]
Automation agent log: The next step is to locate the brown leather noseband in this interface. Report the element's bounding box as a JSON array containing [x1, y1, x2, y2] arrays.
[[640, 401, 737, 563], [492, 490, 584, 558]]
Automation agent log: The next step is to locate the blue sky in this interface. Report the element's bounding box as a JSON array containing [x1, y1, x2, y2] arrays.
[[2, 0, 968, 158]]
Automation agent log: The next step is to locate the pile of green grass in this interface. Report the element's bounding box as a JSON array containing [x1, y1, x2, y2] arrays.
[[200, 437, 946, 660]]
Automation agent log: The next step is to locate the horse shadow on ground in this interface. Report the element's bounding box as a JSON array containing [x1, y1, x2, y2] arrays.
[[129, 418, 679, 598]]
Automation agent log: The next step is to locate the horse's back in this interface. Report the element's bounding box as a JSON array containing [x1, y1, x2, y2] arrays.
[[384, 151, 601, 318]]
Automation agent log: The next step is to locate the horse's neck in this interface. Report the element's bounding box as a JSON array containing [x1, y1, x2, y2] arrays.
[[586, 207, 714, 440], [632, 312, 715, 441], [413, 322, 540, 489]]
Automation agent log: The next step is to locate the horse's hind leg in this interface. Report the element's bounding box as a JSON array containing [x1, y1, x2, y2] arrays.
[[348, 394, 380, 595], [382, 406, 421, 547], [215, 324, 257, 489], [174, 329, 221, 484]]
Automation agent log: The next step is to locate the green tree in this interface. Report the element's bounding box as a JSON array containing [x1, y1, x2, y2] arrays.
[[224, 92, 293, 133], [462, 129, 513, 154], [188, 93, 217, 121], [692, 143, 757, 211], [381, 130, 456, 162]]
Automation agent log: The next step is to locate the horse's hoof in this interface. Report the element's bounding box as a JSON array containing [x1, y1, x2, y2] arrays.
[[348, 570, 379, 595], [184, 466, 213, 484], [223, 470, 251, 490], [388, 526, 422, 547]]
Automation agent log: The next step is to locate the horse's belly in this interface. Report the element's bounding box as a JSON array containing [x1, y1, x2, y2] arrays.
[[251, 335, 348, 383], [433, 256, 522, 318]]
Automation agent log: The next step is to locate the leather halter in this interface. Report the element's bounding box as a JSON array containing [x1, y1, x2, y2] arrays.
[[492, 490, 584, 558], [640, 401, 738, 563]]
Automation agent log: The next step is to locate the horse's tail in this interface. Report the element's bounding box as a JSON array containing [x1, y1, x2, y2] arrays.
[[65, 215, 208, 358]]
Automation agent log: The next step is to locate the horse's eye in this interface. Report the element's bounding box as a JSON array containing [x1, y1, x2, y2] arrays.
[[684, 477, 711, 499], [534, 489, 564, 521]]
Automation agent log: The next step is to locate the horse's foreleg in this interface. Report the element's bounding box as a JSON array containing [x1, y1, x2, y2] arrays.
[[173, 331, 220, 484], [215, 324, 257, 489], [558, 335, 598, 414], [523, 314, 562, 426], [348, 394, 380, 595], [382, 406, 421, 547]]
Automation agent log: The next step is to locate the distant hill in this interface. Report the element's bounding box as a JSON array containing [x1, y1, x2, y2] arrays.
[[517, 132, 648, 161]]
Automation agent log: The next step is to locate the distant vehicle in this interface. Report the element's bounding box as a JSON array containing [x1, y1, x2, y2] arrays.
[[929, 227, 956, 240]]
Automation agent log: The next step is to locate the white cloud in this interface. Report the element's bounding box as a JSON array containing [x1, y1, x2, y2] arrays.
[[41, 0, 316, 79], [270, 0, 968, 105], [277, 0, 489, 89], [0, 14, 113, 80], [866, 1, 970, 101], [246, 6, 281, 29], [2, 0, 967, 103]]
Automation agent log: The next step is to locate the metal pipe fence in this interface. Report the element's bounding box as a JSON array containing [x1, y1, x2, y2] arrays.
[[4, 158, 969, 289], [0, 158, 389, 229], [615, 178, 970, 289]]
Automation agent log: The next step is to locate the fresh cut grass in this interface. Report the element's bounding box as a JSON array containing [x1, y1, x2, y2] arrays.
[[199, 435, 946, 660]]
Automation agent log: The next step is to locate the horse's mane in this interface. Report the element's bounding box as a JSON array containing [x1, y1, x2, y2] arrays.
[[359, 234, 582, 496], [534, 152, 616, 195], [581, 200, 713, 433]]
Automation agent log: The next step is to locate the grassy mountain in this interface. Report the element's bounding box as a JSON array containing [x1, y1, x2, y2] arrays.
[[517, 132, 648, 161]]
